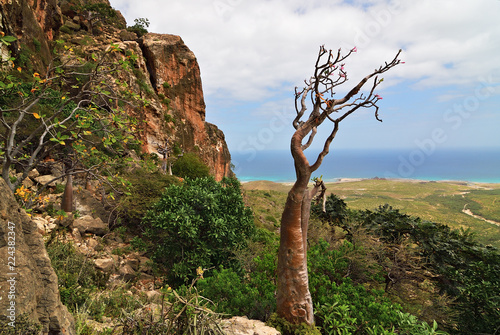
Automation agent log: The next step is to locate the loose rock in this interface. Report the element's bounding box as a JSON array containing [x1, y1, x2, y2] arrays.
[[73, 215, 109, 235]]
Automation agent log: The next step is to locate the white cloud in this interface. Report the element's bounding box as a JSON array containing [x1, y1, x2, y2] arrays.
[[110, 0, 500, 150], [111, 0, 500, 99]]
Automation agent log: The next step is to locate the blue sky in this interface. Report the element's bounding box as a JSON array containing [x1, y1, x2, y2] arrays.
[[110, 0, 500, 154]]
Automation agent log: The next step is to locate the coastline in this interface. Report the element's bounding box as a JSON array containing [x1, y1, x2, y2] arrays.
[[240, 177, 499, 187], [233, 148, 500, 185]]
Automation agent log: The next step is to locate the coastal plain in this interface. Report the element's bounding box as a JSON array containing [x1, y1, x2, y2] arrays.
[[242, 179, 500, 248]]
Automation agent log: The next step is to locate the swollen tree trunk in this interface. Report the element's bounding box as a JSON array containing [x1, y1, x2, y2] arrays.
[[277, 173, 315, 324], [61, 174, 73, 212], [276, 46, 402, 326], [277, 132, 327, 325]]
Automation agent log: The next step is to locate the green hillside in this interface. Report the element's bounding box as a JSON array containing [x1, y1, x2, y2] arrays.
[[242, 179, 500, 248]]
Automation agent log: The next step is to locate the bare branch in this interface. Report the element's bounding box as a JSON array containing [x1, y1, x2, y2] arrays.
[[301, 126, 317, 151], [310, 121, 339, 172]]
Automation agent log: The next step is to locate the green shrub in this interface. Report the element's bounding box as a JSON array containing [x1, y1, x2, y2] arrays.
[[142, 177, 255, 286], [198, 252, 277, 321], [267, 313, 321, 335], [117, 168, 179, 226], [350, 204, 500, 333], [312, 193, 348, 227], [164, 113, 174, 123], [33, 37, 41, 52], [172, 152, 210, 179], [127, 18, 150, 37]]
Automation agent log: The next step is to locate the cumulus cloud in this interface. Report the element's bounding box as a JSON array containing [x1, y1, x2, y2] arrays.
[[110, 0, 500, 150], [111, 0, 500, 99]]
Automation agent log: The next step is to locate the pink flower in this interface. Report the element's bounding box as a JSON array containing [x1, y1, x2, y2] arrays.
[[400, 61, 405, 64], [375, 94, 383, 99], [352, 47, 357, 52], [340, 73, 346, 78]]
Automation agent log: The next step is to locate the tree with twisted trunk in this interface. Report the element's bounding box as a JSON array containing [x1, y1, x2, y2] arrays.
[[276, 45, 403, 326]]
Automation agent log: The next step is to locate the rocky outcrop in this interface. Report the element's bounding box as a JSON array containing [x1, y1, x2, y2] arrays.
[[0, 178, 75, 334], [138, 33, 233, 180], [0, 0, 62, 70], [0, 0, 233, 180]]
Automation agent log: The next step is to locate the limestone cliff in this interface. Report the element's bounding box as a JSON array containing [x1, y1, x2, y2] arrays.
[[0, 0, 233, 180]]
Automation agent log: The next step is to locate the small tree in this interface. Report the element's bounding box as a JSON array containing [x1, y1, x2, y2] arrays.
[[277, 45, 402, 325], [0, 40, 141, 204]]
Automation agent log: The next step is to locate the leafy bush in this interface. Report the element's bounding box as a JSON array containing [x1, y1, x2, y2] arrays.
[[198, 252, 277, 321], [267, 313, 321, 335], [142, 177, 254, 286], [127, 18, 150, 37], [172, 152, 211, 179], [352, 205, 500, 334], [312, 193, 348, 226], [117, 168, 179, 226]]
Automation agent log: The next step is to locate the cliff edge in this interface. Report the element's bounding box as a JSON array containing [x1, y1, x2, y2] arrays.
[[0, 0, 233, 180]]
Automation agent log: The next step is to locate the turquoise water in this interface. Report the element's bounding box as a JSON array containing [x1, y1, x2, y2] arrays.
[[231, 148, 500, 183]]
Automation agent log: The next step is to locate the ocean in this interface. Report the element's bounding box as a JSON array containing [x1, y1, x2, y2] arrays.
[[231, 148, 500, 183]]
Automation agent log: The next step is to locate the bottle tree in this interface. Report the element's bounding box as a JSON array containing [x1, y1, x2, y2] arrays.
[[276, 45, 403, 325]]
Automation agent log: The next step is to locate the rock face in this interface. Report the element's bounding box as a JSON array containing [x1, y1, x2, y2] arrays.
[[0, 0, 233, 180], [0, 0, 62, 70], [0, 179, 75, 334], [139, 33, 233, 180]]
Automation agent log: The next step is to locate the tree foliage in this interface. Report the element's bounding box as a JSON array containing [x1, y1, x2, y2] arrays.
[[141, 177, 255, 286], [322, 203, 500, 334], [172, 152, 211, 179], [127, 18, 150, 37], [1, 38, 142, 204]]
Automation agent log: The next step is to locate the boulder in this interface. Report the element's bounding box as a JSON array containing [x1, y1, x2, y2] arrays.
[[74, 189, 110, 223], [28, 169, 40, 178], [0, 179, 75, 334], [221, 316, 280, 335], [94, 258, 115, 273], [124, 257, 140, 271], [72, 215, 108, 236], [72, 228, 82, 242], [139, 256, 152, 273], [118, 264, 136, 282], [56, 215, 74, 228], [33, 174, 62, 187], [119, 29, 138, 41], [87, 237, 99, 250]]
